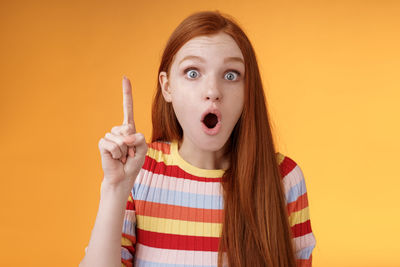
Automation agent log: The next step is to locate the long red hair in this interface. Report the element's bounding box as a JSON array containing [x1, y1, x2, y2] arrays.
[[151, 10, 297, 267]]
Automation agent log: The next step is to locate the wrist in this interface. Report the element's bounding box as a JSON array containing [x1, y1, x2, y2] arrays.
[[100, 180, 131, 201]]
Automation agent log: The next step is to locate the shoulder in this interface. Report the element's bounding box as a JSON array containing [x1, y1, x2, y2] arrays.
[[276, 152, 301, 178], [133, 140, 172, 194], [141, 140, 175, 170], [275, 152, 308, 203], [145, 140, 172, 157]]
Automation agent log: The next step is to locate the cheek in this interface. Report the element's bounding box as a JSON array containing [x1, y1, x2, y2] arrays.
[[171, 95, 197, 127], [170, 83, 199, 116], [230, 89, 245, 122], [231, 87, 244, 108]]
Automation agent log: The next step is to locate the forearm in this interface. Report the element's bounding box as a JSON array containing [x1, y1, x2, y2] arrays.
[[80, 182, 130, 267]]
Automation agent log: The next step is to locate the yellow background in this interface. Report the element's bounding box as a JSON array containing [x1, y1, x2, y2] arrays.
[[1, 0, 399, 266]]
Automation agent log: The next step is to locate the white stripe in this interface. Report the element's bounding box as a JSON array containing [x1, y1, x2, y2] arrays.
[[282, 165, 305, 195], [135, 243, 220, 265], [293, 232, 316, 252], [134, 169, 223, 196]]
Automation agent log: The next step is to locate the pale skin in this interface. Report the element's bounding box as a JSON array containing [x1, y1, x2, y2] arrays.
[[80, 32, 245, 266], [79, 77, 148, 267], [159, 32, 245, 170]]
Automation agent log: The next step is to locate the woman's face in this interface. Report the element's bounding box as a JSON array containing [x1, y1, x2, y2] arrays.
[[159, 32, 245, 152]]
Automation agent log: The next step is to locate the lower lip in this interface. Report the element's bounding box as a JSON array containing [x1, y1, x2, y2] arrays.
[[201, 121, 221, 135]]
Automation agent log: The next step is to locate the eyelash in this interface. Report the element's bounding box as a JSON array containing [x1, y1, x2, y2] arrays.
[[183, 67, 241, 81]]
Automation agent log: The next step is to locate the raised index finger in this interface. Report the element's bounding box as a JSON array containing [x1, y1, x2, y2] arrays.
[[122, 76, 136, 132]]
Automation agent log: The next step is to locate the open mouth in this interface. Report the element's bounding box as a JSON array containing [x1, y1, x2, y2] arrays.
[[203, 113, 219, 129], [200, 108, 221, 135]]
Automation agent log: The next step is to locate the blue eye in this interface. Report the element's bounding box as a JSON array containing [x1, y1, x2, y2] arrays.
[[225, 71, 240, 81], [184, 68, 241, 81], [185, 69, 199, 79]]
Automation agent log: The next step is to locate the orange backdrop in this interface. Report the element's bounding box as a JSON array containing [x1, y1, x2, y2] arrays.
[[1, 0, 399, 266]]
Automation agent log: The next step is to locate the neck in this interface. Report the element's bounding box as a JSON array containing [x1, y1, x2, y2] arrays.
[[177, 137, 230, 170]]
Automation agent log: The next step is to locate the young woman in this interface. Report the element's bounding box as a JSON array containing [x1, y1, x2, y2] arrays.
[[80, 10, 316, 267]]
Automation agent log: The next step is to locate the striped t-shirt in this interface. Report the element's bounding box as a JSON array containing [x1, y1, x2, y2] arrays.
[[120, 139, 316, 267]]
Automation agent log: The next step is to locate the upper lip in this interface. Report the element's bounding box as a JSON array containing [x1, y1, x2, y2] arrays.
[[200, 107, 221, 123]]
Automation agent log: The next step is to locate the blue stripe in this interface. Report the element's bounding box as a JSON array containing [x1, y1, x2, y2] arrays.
[[133, 184, 223, 210], [122, 219, 136, 236], [296, 244, 315, 259], [135, 258, 218, 267], [121, 247, 133, 260], [286, 178, 306, 203]]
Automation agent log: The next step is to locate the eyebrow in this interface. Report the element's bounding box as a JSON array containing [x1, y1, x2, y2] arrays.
[[179, 55, 244, 65]]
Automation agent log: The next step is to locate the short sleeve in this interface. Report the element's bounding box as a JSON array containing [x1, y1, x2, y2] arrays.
[[280, 155, 316, 267], [121, 190, 137, 267]]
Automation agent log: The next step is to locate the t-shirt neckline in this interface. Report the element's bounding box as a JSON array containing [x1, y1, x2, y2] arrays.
[[170, 139, 226, 178]]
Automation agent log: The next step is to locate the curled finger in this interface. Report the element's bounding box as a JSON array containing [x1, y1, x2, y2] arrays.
[[105, 132, 128, 160], [99, 137, 122, 160]]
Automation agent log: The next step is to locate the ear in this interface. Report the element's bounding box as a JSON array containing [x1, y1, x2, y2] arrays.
[[159, 71, 172, 103]]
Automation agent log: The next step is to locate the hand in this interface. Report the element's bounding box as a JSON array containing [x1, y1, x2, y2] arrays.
[[97, 76, 148, 192]]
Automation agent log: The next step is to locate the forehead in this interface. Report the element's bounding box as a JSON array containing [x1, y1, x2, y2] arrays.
[[174, 32, 244, 61]]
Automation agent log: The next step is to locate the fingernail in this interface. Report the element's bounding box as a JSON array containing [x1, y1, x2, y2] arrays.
[[128, 147, 135, 157]]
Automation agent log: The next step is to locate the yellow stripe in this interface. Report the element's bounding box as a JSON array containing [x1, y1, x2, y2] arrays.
[[147, 142, 284, 177], [147, 146, 175, 165], [121, 236, 132, 246], [146, 141, 225, 178], [276, 152, 285, 165], [136, 215, 222, 237], [288, 207, 310, 226]]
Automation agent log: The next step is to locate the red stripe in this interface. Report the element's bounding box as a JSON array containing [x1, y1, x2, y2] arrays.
[[148, 141, 171, 154], [136, 228, 220, 251], [142, 155, 222, 182], [287, 192, 309, 215], [126, 192, 135, 210], [122, 244, 135, 255], [279, 155, 297, 179], [291, 219, 312, 238], [122, 233, 136, 246], [121, 259, 133, 267], [296, 254, 312, 267], [135, 199, 223, 223]]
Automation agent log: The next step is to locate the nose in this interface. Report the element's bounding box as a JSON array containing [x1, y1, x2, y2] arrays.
[[203, 76, 222, 102]]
